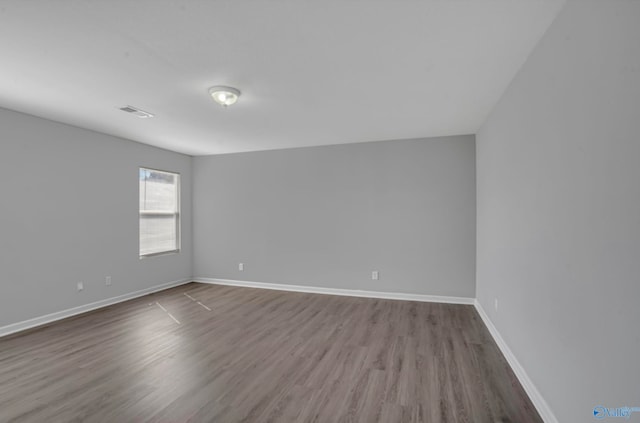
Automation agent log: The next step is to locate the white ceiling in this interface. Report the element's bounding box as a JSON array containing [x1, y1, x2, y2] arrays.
[[0, 1, 565, 156]]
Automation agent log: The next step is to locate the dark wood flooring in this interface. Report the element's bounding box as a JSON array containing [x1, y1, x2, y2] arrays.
[[0, 283, 541, 423]]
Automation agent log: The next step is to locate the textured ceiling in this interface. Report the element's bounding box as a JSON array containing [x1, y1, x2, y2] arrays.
[[0, 1, 565, 155]]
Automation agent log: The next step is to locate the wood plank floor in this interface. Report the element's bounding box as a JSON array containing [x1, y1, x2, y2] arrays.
[[0, 283, 541, 423]]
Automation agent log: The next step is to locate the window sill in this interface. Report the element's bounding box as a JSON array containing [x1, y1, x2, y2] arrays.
[[139, 249, 180, 259]]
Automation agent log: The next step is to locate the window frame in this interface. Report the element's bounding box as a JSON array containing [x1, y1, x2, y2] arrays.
[[139, 166, 181, 258]]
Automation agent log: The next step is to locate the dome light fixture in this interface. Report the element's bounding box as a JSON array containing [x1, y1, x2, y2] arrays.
[[208, 86, 241, 107]]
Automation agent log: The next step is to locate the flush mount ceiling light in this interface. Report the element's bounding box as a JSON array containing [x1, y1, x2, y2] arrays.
[[208, 86, 241, 107]]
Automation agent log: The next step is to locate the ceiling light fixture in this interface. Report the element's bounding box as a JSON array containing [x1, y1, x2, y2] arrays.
[[208, 86, 241, 107]]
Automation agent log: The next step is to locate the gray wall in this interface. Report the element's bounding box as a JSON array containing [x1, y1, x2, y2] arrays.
[[193, 136, 476, 298], [0, 107, 192, 327], [476, 1, 640, 422]]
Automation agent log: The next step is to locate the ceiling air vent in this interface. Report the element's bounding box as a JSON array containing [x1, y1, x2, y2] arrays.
[[119, 105, 154, 118]]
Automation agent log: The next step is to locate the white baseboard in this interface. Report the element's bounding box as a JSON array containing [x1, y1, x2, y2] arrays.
[[193, 277, 475, 305], [474, 300, 558, 423], [0, 278, 192, 338]]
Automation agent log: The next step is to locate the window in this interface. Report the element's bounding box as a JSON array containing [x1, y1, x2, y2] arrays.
[[139, 168, 180, 257]]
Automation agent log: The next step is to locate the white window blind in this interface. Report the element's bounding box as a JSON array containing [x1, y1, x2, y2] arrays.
[[139, 168, 180, 257]]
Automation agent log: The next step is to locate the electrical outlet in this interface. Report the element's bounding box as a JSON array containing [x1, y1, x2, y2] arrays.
[[105, 276, 112, 286], [494, 298, 498, 311], [372, 271, 379, 280], [238, 263, 244, 271], [77, 282, 84, 292]]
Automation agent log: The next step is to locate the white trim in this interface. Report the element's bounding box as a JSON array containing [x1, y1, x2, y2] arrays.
[[193, 277, 475, 305], [474, 299, 558, 423], [0, 278, 192, 338]]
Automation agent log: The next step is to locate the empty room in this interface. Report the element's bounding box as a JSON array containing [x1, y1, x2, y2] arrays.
[[0, 1, 638, 422]]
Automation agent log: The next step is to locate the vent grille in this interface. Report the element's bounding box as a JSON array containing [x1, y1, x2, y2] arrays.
[[119, 105, 154, 118]]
